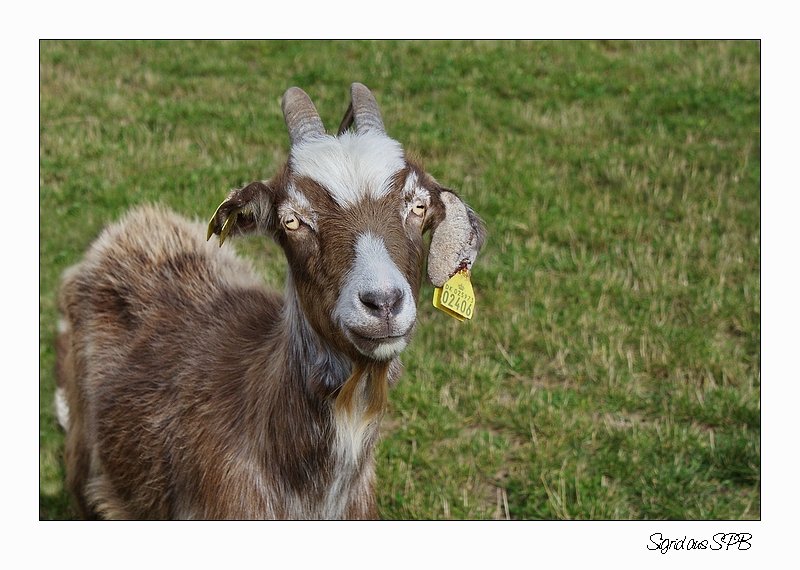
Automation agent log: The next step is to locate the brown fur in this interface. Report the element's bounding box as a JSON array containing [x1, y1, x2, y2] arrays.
[[55, 85, 486, 520], [57, 206, 385, 518]]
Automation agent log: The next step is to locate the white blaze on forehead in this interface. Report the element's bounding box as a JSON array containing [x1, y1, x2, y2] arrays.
[[290, 131, 405, 208]]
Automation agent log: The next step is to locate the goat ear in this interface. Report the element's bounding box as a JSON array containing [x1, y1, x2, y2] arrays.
[[426, 188, 486, 287], [207, 181, 276, 247]]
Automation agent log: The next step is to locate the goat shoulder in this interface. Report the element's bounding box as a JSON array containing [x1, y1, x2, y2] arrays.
[[57, 205, 373, 518]]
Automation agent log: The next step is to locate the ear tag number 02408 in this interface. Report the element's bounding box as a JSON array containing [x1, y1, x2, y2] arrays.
[[432, 270, 475, 322]]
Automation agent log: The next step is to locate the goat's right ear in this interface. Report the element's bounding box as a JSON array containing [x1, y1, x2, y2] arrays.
[[207, 181, 277, 246], [426, 187, 487, 287]]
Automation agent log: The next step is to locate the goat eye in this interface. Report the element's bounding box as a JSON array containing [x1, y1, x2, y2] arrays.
[[283, 215, 301, 230], [411, 203, 426, 218]]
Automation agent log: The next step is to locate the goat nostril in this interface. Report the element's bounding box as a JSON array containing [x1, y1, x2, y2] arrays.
[[359, 288, 404, 318]]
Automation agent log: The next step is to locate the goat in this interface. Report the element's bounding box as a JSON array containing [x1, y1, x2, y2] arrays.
[[55, 83, 485, 519]]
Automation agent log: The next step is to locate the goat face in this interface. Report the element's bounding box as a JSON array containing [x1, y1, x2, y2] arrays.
[[208, 84, 485, 363]]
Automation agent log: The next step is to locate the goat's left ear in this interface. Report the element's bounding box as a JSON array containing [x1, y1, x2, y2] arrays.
[[207, 181, 277, 246], [426, 188, 486, 287]]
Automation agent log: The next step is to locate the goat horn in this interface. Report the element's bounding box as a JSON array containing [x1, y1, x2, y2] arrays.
[[348, 83, 386, 135], [282, 87, 325, 146]]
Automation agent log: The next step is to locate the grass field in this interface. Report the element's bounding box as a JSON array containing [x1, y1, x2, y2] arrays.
[[39, 40, 760, 520]]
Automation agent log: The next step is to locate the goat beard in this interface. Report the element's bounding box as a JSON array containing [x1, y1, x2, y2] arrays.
[[333, 360, 391, 430]]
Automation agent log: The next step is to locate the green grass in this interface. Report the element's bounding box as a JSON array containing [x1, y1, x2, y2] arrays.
[[39, 40, 760, 520]]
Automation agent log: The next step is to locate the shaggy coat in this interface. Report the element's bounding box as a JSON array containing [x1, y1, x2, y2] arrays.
[[55, 84, 485, 519]]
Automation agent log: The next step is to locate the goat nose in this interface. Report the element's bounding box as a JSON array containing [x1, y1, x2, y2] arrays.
[[359, 287, 404, 319]]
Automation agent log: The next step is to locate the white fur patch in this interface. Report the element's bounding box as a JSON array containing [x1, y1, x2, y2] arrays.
[[333, 233, 416, 360], [332, 374, 374, 468], [55, 387, 70, 431], [371, 337, 409, 360], [401, 172, 431, 223], [281, 183, 318, 230], [402, 171, 420, 199], [290, 131, 405, 208]]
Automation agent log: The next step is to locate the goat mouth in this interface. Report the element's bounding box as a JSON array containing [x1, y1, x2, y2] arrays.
[[345, 329, 411, 361]]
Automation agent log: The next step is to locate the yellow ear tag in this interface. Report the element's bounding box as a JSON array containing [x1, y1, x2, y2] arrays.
[[207, 200, 231, 245], [207, 201, 250, 247], [432, 270, 475, 322]]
